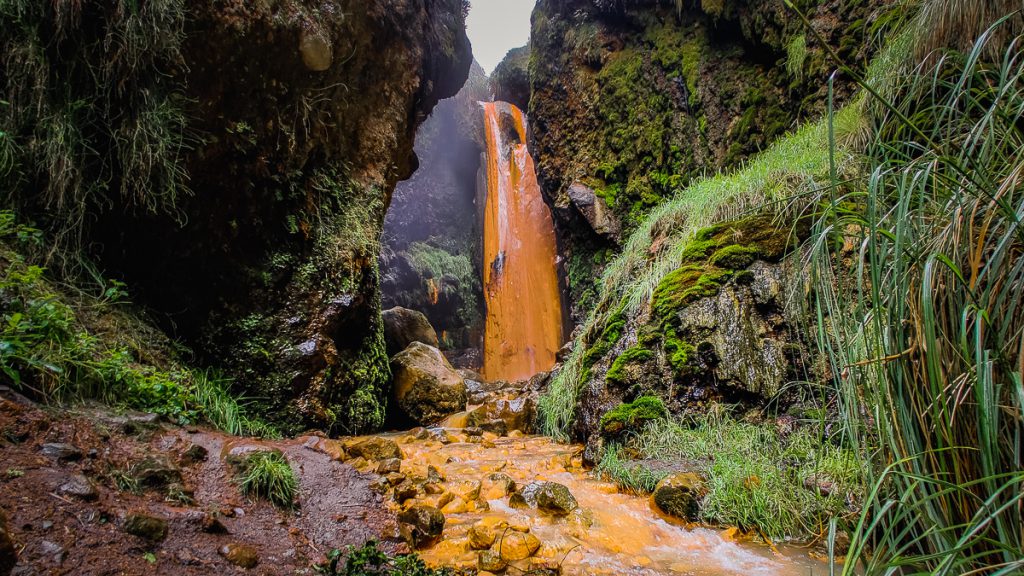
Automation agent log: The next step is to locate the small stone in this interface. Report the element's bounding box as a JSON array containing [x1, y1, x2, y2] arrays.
[[39, 539, 64, 562], [58, 474, 97, 501], [397, 505, 445, 548], [41, 520, 54, 531], [343, 437, 403, 461], [219, 542, 259, 569], [133, 457, 182, 488], [481, 473, 516, 499], [478, 549, 507, 572], [40, 443, 82, 461], [464, 427, 484, 437], [535, 482, 578, 515], [652, 473, 706, 522], [440, 497, 467, 514], [298, 28, 332, 72], [369, 476, 390, 494], [201, 513, 228, 534], [468, 516, 509, 550], [449, 479, 481, 501], [427, 465, 444, 483], [496, 530, 541, 561], [377, 458, 402, 474], [393, 481, 419, 503], [125, 512, 168, 542], [385, 472, 406, 486]]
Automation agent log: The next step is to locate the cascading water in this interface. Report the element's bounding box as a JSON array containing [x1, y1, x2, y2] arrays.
[[481, 102, 564, 382]]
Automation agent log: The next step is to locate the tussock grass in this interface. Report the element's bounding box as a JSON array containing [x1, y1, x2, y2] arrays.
[[237, 451, 298, 509]]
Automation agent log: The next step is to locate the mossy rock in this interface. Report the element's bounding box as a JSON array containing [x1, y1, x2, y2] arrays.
[[605, 346, 655, 386], [600, 396, 668, 437]]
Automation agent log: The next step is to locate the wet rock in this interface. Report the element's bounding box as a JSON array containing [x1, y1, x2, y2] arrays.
[[0, 509, 15, 575], [40, 443, 82, 461], [441, 497, 467, 514], [464, 426, 483, 437], [568, 182, 621, 240], [180, 444, 208, 465], [298, 27, 332, 72], [125, 512, 168, 542], [391, 342, 467, 425], [58, 474, 97, 501], [133, 457, 182, 488], [468, 516, 509, 549], [219, 542, 259, 569], [385, 472, 406, 486], [449, 479, 481, 501], [343, 437, 403, 461], [478, 549, 508, 572], [376, 458, 402, 474], [466, 394, 535, 434], [496, 530, 541, 561], [535, 482, 578, 515], [509, 482, 542, 508], [652, 473, 706, 522], [383, 307, 439, 357], [393, 481, 419, 504], [398, 505, 445, 548], [481, 473, 516, 499], [426, 465, 445, 483]]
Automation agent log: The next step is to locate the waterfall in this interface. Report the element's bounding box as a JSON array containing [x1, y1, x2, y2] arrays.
[[481, 102, 564, 382]]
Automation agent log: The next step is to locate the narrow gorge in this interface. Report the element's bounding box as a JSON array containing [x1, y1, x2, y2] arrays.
[[1, 1, 1022, 575]]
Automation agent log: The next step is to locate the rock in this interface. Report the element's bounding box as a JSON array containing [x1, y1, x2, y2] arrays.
[[38, 540, 65, 563], [393, 481, 419, 504], [298, 27, 332, 72], [0, 509, 15, 575], [448, 479, 481, 501], [219, 542, 259, 569], [466, 394, 535, 434], [376, 458, 402, 474], [343, 437, 403, 461], [652, 473, 706, 522], [180, 444, 208, 465], [58, 474, 98, 501], [398, 505, 445, 548], [803, 474, 836, 497], [40, 443, 82, 461], [385, 472, 406, 486], [133, 457, 182, 488], [201, 513, 228, 534], [509, 482, 542, 509], [481, 473, 516, 499], [568, 182, 622, 239], [468, 516, 509, 550], [478, 549, 508, 572], [125, 512, 168, 542], [391, 342, 467, 425], [496, 530, 541, 561], [383, 307, 439, 357], [534, 482, 578, 515]]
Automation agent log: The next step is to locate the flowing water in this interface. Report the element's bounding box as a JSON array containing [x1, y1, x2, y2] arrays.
[[380, 425, 830, 576], [481, 102, 564, 382]]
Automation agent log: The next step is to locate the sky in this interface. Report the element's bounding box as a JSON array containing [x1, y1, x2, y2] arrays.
[[466, 0, 535, 75]]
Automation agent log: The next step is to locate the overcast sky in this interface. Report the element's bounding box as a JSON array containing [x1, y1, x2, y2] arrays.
[[466, 0, 535, 75]]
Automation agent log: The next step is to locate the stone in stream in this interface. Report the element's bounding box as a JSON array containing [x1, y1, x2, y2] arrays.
[[468, 516, 509, 550], [478, 549, 508, 572], [496, 530, 541, 562], [390, 342, 467, 425], [465, 393, 535, 434], [398, 505, 445, 548], [481, 472, 516, 499], [382, 307, 439, 357], [652, 472, 707, 522], [343, 436, 403, 461], [510, 481, 577, 516]]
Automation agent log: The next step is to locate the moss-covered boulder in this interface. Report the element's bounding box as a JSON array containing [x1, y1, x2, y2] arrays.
[[652, 473, 707, 522], [391, 342, 467, 425], [599, 396, 668, 437]]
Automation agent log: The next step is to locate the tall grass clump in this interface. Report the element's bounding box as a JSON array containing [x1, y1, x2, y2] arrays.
[[539, 105, 863, 439], [803, 14, 1024, 573], [237, 451, 298, 509]]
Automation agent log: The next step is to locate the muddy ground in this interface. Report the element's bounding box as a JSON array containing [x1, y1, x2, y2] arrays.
[[0, 387, 403, 575]]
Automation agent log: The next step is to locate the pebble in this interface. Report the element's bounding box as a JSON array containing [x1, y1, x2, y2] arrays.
[[219, 542, 259, 569]]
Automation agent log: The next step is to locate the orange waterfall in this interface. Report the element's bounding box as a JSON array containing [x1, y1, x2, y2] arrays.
[[481, 102, 564, 382]]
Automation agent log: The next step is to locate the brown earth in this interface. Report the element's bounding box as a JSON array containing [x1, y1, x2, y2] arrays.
[[0, 388, 403, 575]]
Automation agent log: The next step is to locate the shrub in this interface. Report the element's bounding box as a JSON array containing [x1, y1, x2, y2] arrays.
[[316, 541, 452, 576], [237, 451, 298, 509]]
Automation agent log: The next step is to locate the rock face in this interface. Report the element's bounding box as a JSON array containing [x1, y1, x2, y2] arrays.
[[491, 45, 531, 110], [382, 307, 440, 357], [391, 342, 468, 425], [1, 1, 472, 435], [528, 0, 875, 321], [652, 473, 707, 522]]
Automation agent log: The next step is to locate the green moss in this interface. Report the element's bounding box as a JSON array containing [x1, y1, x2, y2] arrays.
[[600, 396, 668, 436], [709, 244, 759, 269], [663, 328, 696, 377], [605, 345, 655, 386]]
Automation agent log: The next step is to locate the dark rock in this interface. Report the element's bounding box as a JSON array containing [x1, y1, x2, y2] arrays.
[[397, 505, 445, 548], [466, 394, 535, 434], [383, 307, 439, 357], [201, 513, 228, 534], [568, 182, 621, 240], [391, 342, 467, 425], [125, 512, 168, 542], [478, 549, 508, 572], [535, 482, 578, 515], [40, 443, 81, 461], [343, 437, 403, 461], [133, 457, 182, 488], [180, 444, 208, 465], [393, 481, 419, 504], [58, 474, 98, 501], [0, 509, 15, 575], [376, 458, 402, 474], [652, 473, 706, 522], [219, 543, 259, 569]]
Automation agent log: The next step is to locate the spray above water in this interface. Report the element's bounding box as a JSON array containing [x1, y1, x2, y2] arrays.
[[481, 102, 564, 382]]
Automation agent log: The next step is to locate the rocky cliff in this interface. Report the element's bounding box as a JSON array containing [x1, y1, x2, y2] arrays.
[[0, 0, 472, 433], [527, 0, 879, 319]]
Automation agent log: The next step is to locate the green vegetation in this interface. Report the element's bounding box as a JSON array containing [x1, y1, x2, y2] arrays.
[[403, 241, 481, 330], [599, 395, 666, 436], [237, 451, 298, 509], [317, 541, 453, 576], [600, 409, 864, 539], [604, 347, 655, 387]]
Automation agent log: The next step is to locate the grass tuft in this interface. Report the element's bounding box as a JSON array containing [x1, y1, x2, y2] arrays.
[[237, 451, 298, 509]]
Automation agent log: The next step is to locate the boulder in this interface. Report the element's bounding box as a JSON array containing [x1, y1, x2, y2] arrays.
[[478, 549, 508, 572], [466, 394, 535, 434], [568, 182, 621, 240], [382, 307, 439, 357], [125, 512, 168, 542], [0, 509, 15, 576], [535, 482, 578, 515], [391, 342, 467, 425], [496, 530, 541, 561], [652, 473, 706, 522], [219, 542, 259, 569], [398, 505, 445, 548], [468, 516, 509, 550], [343, 437, 403, 461]]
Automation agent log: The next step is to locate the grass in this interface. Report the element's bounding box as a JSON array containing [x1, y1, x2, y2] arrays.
[[237, 451, 298, 509], [599, 409, 864, 540], [539, 101, 863, 439], [316, 540, 453, 576]]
